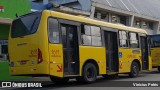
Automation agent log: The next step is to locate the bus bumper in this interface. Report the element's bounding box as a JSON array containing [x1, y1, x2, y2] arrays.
[[10, 64, 49, 76]]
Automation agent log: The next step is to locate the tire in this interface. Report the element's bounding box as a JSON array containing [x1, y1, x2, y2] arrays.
[[81, 63, 97, 83], [158, 66, 160, 72], [50, 76, 69, 84], [129, 62, 140, 78]]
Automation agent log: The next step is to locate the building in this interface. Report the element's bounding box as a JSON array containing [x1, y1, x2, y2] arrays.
[[0, 0, 30, 61], [32, 0, 160, 35], [0, 0, 30, 80], [1, 0, 159, 59]]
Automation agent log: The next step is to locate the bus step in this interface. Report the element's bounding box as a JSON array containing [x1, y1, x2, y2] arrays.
[[107, 72, 117, 75]]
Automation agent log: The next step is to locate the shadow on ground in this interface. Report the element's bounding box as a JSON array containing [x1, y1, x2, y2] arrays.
[[6, 74, 146, 90], [2, 70, 159, 90]]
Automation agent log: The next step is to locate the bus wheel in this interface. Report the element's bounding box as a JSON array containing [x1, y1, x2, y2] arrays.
[[50, 76, 69, 84], [129, 62, 139, 78], [158, 66, 160, 72], [82, 63, 97, 83]]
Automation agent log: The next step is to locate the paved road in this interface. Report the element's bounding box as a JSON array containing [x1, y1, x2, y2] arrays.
[[2, 69, 160, 90]]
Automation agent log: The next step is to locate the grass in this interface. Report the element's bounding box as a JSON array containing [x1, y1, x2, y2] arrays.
[[0, 61, 30, 80]]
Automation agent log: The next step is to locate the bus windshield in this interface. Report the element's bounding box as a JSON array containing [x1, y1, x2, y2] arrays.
[[150, 35, 160, 47], [11, 12, 41, 38]]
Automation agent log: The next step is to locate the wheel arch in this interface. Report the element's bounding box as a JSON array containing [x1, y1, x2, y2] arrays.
[[82, 59, 99, 75]]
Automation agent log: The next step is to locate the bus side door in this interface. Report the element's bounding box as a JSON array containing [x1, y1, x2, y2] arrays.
[[140, 36, 152, 71], [48, 18, 64, 77]]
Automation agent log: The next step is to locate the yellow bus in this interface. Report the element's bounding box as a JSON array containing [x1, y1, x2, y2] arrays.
[[9, 10, 152, 83], [150, 35, 160, 72]]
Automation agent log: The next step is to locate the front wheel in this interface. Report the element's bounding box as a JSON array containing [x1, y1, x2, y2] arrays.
[[81, 63, 97, 83], [129, 62, 139, 78]]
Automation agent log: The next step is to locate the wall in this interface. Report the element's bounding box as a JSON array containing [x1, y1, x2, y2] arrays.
[[0, 0, 31, 80], [0, 0, 31, 19], [0, 0, 31, 39]]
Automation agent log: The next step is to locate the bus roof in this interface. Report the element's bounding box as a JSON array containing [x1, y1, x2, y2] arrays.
[[47, 10, 147, 34]]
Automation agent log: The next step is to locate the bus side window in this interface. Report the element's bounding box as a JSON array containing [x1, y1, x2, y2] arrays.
[[91, 26, 102, 46], [48, 18, 60, 43], [129, 32, 139, 48], [81, 25, 102, 46], [118, 31, 128, 47], [81, 25, 92, 45]]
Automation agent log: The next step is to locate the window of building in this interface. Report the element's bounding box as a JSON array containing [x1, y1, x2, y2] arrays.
[[94, 12, 101, 19], [134, 19, 141, 28], [148, 22, 154, 30], [111, 14, 128, 25], [118, 31, 128, 47], [111, 14, 120, 23], [81, 25, 102, 46], [94, 10, 109, 22], [134, 19, 154, 30], [48, 18, 60, 43], [120, 16, 127, 25], [142, 21, 149, 29], [142, 21, 154, 30], [129, 32, 139, 48]]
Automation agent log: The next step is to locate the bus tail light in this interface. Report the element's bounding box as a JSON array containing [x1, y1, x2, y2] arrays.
[[38, 48, 43, 64]]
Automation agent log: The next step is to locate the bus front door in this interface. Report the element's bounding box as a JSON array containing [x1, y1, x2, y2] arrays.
[[140, 36, 149, 70], [61, 24, 79, 76], [104, 31, 119, 72]]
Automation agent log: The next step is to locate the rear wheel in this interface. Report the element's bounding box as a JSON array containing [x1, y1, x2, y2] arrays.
[[129, 62, 139, 78], [158, 66, 160, 72], [79, 63, 97, 83], [50, 76, 69, 84]]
